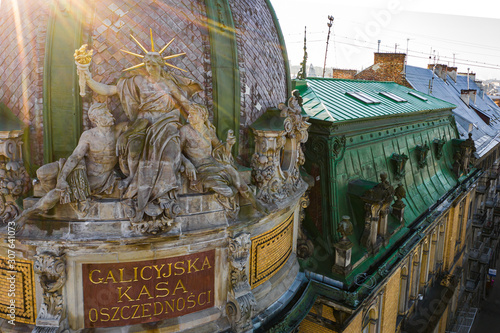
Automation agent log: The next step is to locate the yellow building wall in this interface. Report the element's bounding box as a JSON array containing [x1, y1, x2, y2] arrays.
[[342, 311, 363, 333], [299, 319, 335, 333], [381, 267, 401, 332]]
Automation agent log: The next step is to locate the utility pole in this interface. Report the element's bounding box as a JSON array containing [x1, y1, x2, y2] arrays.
[[322, 15, 334, 78]]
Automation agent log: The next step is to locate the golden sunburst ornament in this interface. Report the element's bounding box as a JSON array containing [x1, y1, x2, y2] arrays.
[[120, 28, 187, 72]]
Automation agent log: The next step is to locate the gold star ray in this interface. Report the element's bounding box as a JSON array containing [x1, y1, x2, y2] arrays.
[[121, 31, 187, 72]]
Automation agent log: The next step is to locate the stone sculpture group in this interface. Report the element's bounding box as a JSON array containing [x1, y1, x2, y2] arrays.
[[16, 37, 267, 230]]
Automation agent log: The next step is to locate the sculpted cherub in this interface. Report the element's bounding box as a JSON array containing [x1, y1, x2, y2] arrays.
[[15, 103, 125, 225], [180, 105, 268, 216]]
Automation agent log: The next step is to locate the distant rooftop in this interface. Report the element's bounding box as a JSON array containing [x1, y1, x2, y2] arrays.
[[295, 78, 456, 123]]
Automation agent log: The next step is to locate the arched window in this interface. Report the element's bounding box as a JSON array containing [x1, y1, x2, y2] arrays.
[[410, 252, 420, 300], [362, 308, 378, 333], [419, 241, 430, 294], [398, 266, 408, 315]]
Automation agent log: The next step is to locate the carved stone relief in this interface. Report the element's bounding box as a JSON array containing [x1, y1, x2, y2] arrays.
[[433, 136, 446, 160], [33, 252, 67, 329], [251, 90, 311, 204], [297, 192, 314, 259], [0, 130, 30, 223], [227, 233, 256, 333], [360, 173, 395, 253], [415, 142, 430, 169], [390, 153, 408, 180], [453, 133, 476, 177]]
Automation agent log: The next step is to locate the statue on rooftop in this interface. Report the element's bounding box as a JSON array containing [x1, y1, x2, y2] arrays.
[[180, 104, 268, 217], [14, 103, 125, 225], [77, 30, 203, 223]]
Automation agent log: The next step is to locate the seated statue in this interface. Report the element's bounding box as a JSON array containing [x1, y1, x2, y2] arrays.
[[15, 103, 124, 225], [180, 105, 268, 217]]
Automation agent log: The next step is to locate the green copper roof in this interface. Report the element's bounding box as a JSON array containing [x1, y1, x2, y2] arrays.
[[296, 78, 456, 122]]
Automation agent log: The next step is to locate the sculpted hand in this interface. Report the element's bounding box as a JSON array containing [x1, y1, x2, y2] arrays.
[[185, 161, 197, 181], [116, 135, 127, 156]]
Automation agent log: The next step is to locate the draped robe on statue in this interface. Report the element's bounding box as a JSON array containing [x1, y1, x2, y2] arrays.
[[116, 72, 202, 220]]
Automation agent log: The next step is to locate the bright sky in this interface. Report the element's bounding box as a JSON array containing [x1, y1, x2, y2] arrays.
[[271, 0, 500, 80]]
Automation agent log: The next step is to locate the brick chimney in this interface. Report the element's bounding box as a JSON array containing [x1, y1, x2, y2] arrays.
[[461, 89, 477, 106], [447, 66, 458, 82], [428, 64, 448, 81], [374, 53, 406, 69], [332, 68, 357, 79]]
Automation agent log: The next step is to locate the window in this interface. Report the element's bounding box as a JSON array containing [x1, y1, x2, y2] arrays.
[[346, 91, 381, 104], [379, 91, 407, 102], [408, 91, 428, 101]]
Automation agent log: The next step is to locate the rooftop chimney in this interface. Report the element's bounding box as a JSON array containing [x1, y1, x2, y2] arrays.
[[428, 64, 448, 81], [461, 89, 477, 106], [447, 66, 458, 83]]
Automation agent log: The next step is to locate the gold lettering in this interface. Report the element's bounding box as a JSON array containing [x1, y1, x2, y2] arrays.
[[174, 261, 185, 276], [154, 302, 163, 316], [133, 267, 138, 282], [136, 284, 154, 300], [201, 256, 212, 270], [89, 308, 98, 323], [162, 263, 172, 278], [208, 290, 211, 303], [100, 307, 110, 322], [187, 293, 196, 309], [156, 281, 170, 297], [104, 270, 117, 284], [173, 279, 188, 295], [121, 306, 131, 320], [187, 258, 200, 273], [111, 307, 120, 321], [165, 299, 175, 313], [119, 268, 132, 283], [198, 292, 206, 306], [152, 264, 165, 279], [177, 297, 185, 311], [140, 266, 152, 281], [117, 286, 134, 302], [142, 303, 152, 318], [131, 304, 141, 319], [89, 269, 103, 284]]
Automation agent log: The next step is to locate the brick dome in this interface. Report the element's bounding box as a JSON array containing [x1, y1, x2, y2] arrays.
[[0, 0, 290, 165]]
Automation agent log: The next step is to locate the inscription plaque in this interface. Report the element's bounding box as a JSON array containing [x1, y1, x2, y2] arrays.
[[82, 250, 215, 328]]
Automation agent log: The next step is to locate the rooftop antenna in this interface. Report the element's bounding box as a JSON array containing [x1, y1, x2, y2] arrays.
[[322, 15, 334, 78], [453, 53, 456, 66], [395, 43, 398, 53], [297, 26, 308, 80], [404, 38, 410, 77], [467, 67, 470, 90], [377, 40, 381, 53]]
